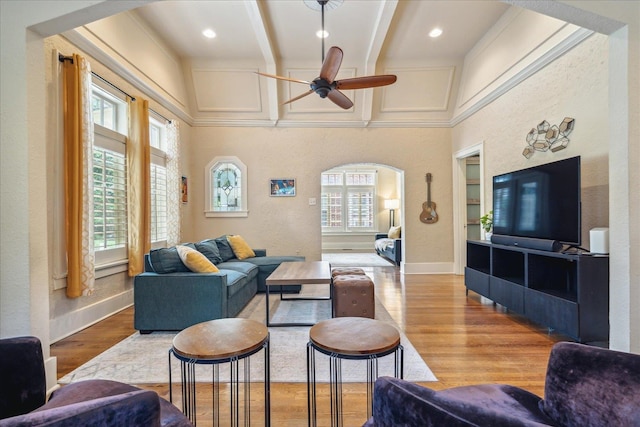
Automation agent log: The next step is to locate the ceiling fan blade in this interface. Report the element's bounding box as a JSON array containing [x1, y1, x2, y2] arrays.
[[327, 89, 353, 110], [319, 46, 343, 83], [282, 89, 315, 105], [335, 74, 397, 90], [255, 71, 310, 85]]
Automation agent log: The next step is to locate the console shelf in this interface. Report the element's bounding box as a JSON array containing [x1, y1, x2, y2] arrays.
[[465, 240, 609, 343]]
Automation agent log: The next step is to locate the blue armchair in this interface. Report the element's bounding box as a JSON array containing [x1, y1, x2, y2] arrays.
[[364, 341, 640, 426], [0, 336, 192, 426]]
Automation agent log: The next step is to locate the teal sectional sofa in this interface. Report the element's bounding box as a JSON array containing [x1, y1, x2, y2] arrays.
[[133, 236, 304, 333]]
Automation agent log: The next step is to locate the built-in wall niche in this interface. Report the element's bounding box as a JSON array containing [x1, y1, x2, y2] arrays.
[[465, 156, 481, 240]]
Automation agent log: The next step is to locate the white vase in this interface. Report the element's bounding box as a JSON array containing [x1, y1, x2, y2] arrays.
[[485, 231, 493, 241]]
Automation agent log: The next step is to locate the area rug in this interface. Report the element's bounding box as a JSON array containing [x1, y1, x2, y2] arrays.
[[59, 286, 435, 385], [321, 253, 395, 267]]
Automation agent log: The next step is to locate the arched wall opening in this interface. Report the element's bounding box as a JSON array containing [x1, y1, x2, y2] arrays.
[[320, 163, 403, 263]]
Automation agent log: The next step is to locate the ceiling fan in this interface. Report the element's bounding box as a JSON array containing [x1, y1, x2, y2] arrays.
[[256, 0, 397, 110]]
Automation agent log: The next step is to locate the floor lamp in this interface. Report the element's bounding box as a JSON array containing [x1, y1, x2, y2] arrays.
[[384, 199, 400, 229]]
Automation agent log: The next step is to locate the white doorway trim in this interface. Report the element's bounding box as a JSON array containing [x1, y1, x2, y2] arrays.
[[452, 142, 485, 275]]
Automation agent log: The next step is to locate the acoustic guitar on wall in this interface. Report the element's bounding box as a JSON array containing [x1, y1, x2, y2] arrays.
[[420, 173, 438, 224]]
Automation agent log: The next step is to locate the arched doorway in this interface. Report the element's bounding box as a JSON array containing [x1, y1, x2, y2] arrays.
[[319, 163, 403, 266]]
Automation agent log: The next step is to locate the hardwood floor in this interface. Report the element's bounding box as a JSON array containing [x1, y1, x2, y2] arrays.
[[51, 270, 568, 426]]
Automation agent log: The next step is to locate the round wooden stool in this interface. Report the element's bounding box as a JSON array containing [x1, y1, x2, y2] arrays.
[[306, 317, 403, 427], [169, 318, 270, 427]]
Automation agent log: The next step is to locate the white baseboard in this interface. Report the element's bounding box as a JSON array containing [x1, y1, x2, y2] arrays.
[[50, 290, 133, 343], [402, 262, 454, 275], [321, 243, 374, 251]]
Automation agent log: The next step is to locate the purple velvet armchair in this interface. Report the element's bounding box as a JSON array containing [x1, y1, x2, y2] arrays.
[[0, 336, 192, 426], [364, 341, 640, 426]]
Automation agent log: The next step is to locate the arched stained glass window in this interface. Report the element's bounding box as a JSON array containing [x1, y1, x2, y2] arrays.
[[204, 156, 248, 217]]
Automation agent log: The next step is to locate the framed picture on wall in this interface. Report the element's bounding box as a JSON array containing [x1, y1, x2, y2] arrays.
[[181, 176, 188, 203], [270, 179, 296, 197]]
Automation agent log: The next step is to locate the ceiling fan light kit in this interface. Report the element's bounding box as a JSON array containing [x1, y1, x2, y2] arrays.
[[256, 0, 397, 110]]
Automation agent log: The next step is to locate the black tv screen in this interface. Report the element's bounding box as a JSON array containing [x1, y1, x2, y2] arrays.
[[492, 156, 581, 246]]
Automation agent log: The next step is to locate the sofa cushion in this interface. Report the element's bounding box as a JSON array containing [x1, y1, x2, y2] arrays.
[[176, 245, 219, 273], [246, 256, 306, 293], [240, 255, 305, 270], [214, 236, 236, 262], [370, 377, 554, 427], [148, 244, 196, 273], [217, 261, 259, 281], [9, 391, 162, 427], [227, 235, 256, 260], [221, 269, 250, 297], [195, 239, 223, 264]]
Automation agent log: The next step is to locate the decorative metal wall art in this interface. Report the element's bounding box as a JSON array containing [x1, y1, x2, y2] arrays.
[[523, 117, 575, 159]]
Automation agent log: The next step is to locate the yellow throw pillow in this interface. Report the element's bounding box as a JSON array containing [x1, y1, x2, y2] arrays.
[[388, 226, 401, 239], [176, 245, 219, 273], [227, 235, 256, 260]]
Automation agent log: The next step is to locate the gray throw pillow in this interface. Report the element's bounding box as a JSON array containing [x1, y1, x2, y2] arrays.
[[195, 239, 223, 264], [214, 236, 236, 261], [148, 243, 196, 273]]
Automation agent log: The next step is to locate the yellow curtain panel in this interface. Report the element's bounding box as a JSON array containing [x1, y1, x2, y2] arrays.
[[62, 54, 95, 298], [127, 98, 151, 276]]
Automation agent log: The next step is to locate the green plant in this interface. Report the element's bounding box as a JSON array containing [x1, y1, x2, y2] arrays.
[[480, 210, 493, 232]]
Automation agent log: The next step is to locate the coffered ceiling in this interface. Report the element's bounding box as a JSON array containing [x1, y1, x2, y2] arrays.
[[123, 1, 514, 124]]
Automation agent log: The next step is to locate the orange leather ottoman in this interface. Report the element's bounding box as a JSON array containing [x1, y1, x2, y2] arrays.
[[332, 274, 375, 319]]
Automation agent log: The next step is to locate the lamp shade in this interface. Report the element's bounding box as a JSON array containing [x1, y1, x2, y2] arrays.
[[384, 199, 400, 210]]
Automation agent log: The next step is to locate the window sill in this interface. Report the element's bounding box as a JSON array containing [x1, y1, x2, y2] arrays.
[[322, 231, 378, 236], [52, 259, 129, 290], [205, 210, 249, 218]]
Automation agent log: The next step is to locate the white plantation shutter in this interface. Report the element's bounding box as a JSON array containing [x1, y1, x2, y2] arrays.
[[150, 161, 167, 243], [93, 132, 127, 262], [321, 169, 376, 232]]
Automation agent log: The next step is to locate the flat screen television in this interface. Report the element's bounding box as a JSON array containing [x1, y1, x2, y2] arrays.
[[492, 156, 581, 246]]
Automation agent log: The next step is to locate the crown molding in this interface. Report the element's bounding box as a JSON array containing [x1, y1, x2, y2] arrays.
[[61, 23, 593, 131], [61, 28, 195, 126], [450, 27, 594, 127]]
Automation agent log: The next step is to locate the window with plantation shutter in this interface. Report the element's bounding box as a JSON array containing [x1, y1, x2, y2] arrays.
[[321, 169, 376, 232], [149, 117, 168, 245], [347, 190, 374, 229], [150, 162, 167, 243], [93, 126, 127, 264], [90, 80, 129, 266], [85, 82, 172, 269]]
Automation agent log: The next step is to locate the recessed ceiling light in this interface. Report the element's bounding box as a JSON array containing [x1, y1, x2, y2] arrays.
[[202, 29, 216, 39], [316, 30, 329, 39], [429, 28, 443, 38]]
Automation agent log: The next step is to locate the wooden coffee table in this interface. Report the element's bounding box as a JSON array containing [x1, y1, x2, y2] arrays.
[[169, 318, 270, 427], [306, 317, 404, 427], [264, 261, 332, 327]]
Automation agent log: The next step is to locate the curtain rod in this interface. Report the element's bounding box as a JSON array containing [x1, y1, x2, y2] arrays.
[[58, 54, 172, 123]]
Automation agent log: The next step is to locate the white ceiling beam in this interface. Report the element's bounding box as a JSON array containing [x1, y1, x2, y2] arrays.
[[245, 0, 279, 123], [362, 0, 398, 123]]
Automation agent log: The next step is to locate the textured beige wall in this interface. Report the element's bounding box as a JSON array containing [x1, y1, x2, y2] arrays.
[[182, 127, 453, 268], [453, 33, 610, 249]]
